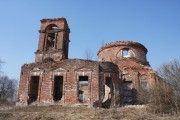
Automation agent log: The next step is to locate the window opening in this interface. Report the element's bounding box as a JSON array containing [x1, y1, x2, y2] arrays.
[[122, 49, 129, 57], [45, 24, 58, 49], [53, 76, 63, 101], [78, 76, 88, 103], [28, 76, 40, 104]]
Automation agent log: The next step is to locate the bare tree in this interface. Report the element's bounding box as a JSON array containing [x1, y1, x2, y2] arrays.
[[147, 81, 176, 114], [85, 48, 94, 60], [158, 59, 180, 91], [0, 59, 18, 104], [0, 76, 18, 102], [157, 59, 180, 114], [138, 59, 180, 115]]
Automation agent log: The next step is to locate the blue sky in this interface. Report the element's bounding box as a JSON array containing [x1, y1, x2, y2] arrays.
[[0, 0, 180, 79]]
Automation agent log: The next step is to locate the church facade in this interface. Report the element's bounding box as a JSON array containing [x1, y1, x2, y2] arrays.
[[16, 18, 158, 107]]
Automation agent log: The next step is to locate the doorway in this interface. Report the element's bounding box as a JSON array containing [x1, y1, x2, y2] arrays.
[[78, 76, 88, 103], [102, 77, 113, 108], [53, 76, 63, 101], [29, 76, 40, 104]]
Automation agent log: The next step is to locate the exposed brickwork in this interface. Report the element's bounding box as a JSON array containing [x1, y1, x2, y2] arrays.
[[98, 41, 148, 65], [16, 18, 158, 107], [98, 41, 157, 104], [17, 59, 119, 107], [35, 18, 70, 63]]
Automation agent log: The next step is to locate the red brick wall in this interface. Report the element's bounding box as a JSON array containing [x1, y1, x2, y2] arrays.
[[16, 59, 120, 107], [98, 41, 148, 65], [35, 18, 70, 63], [98, 41, 157, 103]]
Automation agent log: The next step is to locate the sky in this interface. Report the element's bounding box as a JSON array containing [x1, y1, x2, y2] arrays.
[[0, 0, 179, 80]]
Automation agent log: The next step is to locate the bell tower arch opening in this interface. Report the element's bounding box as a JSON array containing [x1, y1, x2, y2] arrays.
[[44, 24, 58, 50], [35, 18, 70, 63]]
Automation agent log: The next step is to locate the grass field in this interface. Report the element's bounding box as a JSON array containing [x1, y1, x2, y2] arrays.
[[0, 105, 179, 120]]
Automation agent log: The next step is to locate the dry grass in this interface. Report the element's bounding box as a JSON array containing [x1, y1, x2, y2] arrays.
[[0, 105, 179, 120]]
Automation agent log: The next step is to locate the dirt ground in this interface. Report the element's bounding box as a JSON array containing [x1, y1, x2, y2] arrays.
[[0, 105, 179, 120]]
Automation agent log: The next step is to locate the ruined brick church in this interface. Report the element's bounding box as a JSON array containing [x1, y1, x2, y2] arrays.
[[16, 18, 158, 107]]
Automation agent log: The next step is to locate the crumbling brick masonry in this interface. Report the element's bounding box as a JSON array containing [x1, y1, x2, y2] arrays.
[[16, 18, 157, 107]]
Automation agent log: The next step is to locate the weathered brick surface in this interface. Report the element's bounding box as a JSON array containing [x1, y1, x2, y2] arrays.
[[17, 59, 119, 107], [35, 18, 70, 62], [17, 19, 158, 107], [98, 41, 148, 65], [98, 41, 157, 104]]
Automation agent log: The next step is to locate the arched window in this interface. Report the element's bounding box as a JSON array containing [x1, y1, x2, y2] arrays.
[[117, 48, 129, 58], [128, 49, 135, 58], [45, 24, 58, 30], [117, 48, 135, 58]]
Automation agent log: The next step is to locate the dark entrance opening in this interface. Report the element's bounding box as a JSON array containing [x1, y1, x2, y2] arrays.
[[123, 81, 134, 104], [53, 76, 63, 101], [123, 81, 132, 90], [28, 76, 40, 104], [106, 77, 113, 96], [78, 76, 88, 103], [102, 77, 113, 108]]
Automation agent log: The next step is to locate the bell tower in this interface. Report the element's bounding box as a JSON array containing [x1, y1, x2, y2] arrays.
[[35, 18, 70, 62]]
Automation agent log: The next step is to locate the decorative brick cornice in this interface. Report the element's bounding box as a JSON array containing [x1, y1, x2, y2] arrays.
[[97, 41, 148, 55], [40, 18, 67, 22]]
